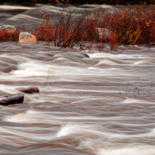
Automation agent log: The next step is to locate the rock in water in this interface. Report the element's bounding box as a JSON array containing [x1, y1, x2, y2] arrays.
[[19, 32, 37, 44], [17, 87, 39, 94], [0, 25, 17, 33], [0, 94, 24, 106]]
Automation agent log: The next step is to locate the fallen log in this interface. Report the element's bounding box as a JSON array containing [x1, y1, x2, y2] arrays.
[[0, 94, 24, 106]]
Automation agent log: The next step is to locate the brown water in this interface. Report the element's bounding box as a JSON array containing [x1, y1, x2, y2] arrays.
[[0, 4, 155, 155], [0, 42, 155, 155]]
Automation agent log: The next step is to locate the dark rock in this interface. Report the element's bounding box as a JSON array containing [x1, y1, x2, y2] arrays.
[[17, 87, 40, 94], [0, 94, 24, 106]]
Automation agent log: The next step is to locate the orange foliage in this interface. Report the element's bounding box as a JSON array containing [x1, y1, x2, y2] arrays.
[[0, 5, 154, 50], [0, 29, 19, 42], [32, 24, 55, 41], [109, 31, 118, 50], [149, 15, 155, 44]]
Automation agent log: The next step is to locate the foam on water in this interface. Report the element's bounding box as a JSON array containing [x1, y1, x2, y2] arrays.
[[10, 60, 132, 80], [3, 112, 62, 125], [56, 124, 155, 155], [0, 5, 33, 10], [96, 59, 121, 66], [12, 61, 52, 77], [3, 111, 120, 123], [121, 98, 153, 104], [97, 146, 155, 155], [0, 84, 19, 94], [133, 60, 153, 65], [56, 124, 94, 137], [88, 52, 148, 59], [56, 123, 155, 139]]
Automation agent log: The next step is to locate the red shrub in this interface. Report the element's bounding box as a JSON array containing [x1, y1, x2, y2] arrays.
[[150, 24, 155, 44], [29, 5, 155, 49], [149, 14, 155, 44], [109, 31, 118, 50], [80, 17, 99, 42], [32, 24, 55, 41], [54, 15, 74, 47], [0, 29, 19, 42], [96, 6, 155, 46]]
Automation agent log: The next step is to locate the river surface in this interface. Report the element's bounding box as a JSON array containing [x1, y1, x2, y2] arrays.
[[0, 4, 155, 155], [0, 42, 155, 155]]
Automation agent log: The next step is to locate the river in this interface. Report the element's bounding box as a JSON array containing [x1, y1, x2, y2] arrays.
[[0, 4, 155, 155]]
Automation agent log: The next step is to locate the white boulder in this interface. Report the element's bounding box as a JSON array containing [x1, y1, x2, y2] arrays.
[[19, 32, 37, 44]]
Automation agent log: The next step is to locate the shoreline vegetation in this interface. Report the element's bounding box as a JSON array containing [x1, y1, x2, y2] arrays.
[[0, 5, 154, 50]]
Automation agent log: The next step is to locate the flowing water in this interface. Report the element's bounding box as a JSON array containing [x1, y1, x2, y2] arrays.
[[0, 42, 155, 155], [0, 4, 155, 155]]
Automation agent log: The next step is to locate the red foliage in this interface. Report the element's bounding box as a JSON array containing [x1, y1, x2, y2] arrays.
[[80, 17, 99, 42], [0, 5, 154, 50], [109, 31, 118, 50], [32, 24, 55, 41], [0, 29, 19, 42], [149, 14, 155, 44], [30, 6, 155, 49], [150, 24, 155, 44]]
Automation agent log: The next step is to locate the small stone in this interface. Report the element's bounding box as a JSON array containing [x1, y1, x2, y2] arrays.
[[17, 87, 39, 94], [19, 32, 37, 44], [0, 25, 17, 33]]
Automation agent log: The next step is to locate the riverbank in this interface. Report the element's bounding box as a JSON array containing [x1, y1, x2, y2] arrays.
[[0, 4, 154, 50], [0, 4, 155, 155]]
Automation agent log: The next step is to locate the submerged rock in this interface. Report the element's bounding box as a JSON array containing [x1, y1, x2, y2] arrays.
[[0, 94, 24, 106], [0, 61, 17, 73], [19, 32, 37, 44], [17, 87, 39, 94], [0, 66, 15, 73], [0, 24, 17, 33]]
